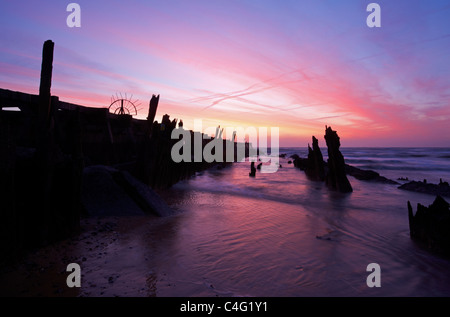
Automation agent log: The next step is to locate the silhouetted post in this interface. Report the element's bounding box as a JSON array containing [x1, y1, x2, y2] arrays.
[[136, 96, 159, 184], [36, 40, 55, 244], [249, 161, 256, 177], [305, 136, 325, 181], [147, 94, 160, 124], [38, 40, 54, 129], [324, 126, 353, 193], [408, 196, 450, 254]]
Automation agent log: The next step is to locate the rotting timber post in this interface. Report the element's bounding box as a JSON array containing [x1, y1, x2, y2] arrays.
[[36, 40, 55, 243], [34, 39, 82, 247], [147, 94, 160, 125], [38, 40, 54, 127], [38, 40, 82, 244]]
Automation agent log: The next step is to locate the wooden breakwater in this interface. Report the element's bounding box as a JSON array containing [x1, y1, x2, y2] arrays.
[[0, 40, 250, 260]]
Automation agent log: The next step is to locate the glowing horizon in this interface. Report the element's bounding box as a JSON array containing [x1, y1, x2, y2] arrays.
[[1, 0, 449, 147]]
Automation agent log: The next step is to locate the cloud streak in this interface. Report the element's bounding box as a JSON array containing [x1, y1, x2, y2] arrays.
[[1, 0, 449, 146]]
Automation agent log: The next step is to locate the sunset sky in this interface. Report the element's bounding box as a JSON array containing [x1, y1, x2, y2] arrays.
[[1, 0, 449, 147]]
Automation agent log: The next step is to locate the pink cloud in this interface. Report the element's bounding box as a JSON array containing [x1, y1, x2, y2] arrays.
[[2, 1, 449, 147]]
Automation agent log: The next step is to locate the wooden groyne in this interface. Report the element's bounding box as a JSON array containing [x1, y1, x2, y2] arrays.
[[0, 40, 249, 260]]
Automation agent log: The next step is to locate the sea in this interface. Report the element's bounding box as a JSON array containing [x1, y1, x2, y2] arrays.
[[149, 147, 450, 297]]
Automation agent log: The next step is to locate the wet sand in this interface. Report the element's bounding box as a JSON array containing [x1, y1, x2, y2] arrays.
[[0, 215, 162, 297], [2, 148, 450, 297]]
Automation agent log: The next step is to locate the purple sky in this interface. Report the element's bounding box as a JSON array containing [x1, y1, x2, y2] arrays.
[[1, 0, 450, 146]]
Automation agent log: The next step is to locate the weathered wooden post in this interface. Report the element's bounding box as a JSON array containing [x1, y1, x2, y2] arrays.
[[324, 126, 353, 193], [133, 94, 160, 186], [38, 40, 54, 129], [147, 94, 160, 124], [36, 40, 55, 244], [305, 136, 325, 181]]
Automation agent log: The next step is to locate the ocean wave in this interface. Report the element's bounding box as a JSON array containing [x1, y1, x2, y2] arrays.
[[357, 165, 450, 172]]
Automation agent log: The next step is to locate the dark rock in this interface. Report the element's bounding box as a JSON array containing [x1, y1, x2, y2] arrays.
[[399, 180, 450, 198], [291, 154, 308, 170], [114, 169, 174, 217], [292, 151, 397, 185], [81, 166, 146, 217], [305, 136, 325, 181], [324, 126, 352, 193], [345, 164, 399, 184], [81, 165, 174, 217], [408, 196, 450, 254]]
